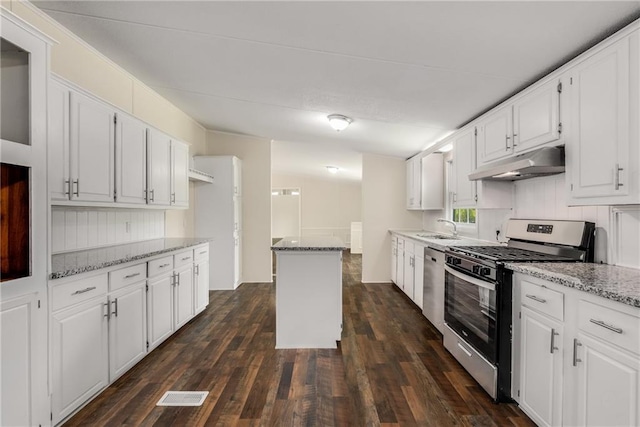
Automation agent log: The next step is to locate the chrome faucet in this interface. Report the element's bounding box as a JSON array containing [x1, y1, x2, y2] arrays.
[[437, 218, 458, 237]]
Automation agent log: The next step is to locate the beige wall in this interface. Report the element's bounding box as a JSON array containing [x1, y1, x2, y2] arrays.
[[206, 131, 272, 283], [7, 1, 207, 238], [362, 154, 422, 283], [271, 173, 361, 245]]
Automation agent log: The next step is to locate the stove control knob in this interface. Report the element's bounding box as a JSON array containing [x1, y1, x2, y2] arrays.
[[472, 265, 480, 274], [452, 257, 461, 266], [480, 267, 491, 276]]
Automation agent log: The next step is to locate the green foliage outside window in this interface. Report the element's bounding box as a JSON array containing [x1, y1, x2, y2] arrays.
[[452, 208, 476, 224]]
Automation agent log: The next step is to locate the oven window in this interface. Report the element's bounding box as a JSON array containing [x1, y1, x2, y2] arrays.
[[445, 270, 496, 361]]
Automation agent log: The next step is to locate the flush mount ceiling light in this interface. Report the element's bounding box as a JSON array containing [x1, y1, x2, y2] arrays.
[[327, 114, 352, 132], [326, 166, 339, 174]]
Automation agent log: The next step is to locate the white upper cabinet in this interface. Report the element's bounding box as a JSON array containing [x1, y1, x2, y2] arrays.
[[477, 106, 513, 164], [70, 90, 115, 202], [48, 79, 71, 201], [171, 140, 189, 208], [451, 129, 477, 207], [115, 114, 147, 204], [406, 155, 422, 209], [421, 153, 444, 210], [566, 30, 639, 205], [513, 78, 562, 153], [146, 128, 172, 206]]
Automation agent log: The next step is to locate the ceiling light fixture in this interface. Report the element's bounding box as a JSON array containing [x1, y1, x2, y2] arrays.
[[326, 166, 339, 174], [327, 114, 352, 132]]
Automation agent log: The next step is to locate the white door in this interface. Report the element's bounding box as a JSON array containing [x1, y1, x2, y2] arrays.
[[413, 244, 424, 309], [146, 128, 172, 206], [171, 140, 189, 207], [174, 266, 194, 329], [568, 36, 630, 201], [115, 114, 147, 204], [194, 260, 210, 314], [519, 307, 563, 427], [69, 90, 115, 202], [477, 107, 512, 164], [108, 283, 147, 381], [452, 128, 477, 207], [147, 274, 174, 350], [575, 333, 640, 427], [48, 79, 71, 201], [233, 235, 241, 289], [403, 241, 414, 299], [51, 297, 109, 424], [390, 237, 398, 284], [513, 79, 561, 153]]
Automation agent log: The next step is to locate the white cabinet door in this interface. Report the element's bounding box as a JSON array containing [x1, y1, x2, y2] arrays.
[[233, 234, 241, 289], [421, 153, 444, 210], [146, 128, 172, 206], [174, 266, 194, 329], [413, 243, 424, 310], [402, 241, 415, 299], [147, 274, 174, 350], [108, 283, 147, 381], [48, 79, 71, 201], [575, 333, 640, 427], [406, 156, 422, 209], [51, 297, 109, 425], [452, 128, 477, 207], [115, 114, 147, 204], [477, 107, 512, 164], [69, 91, 115, 202], [396, 238, 405, 291], [391, 236, 398, 284], [567, 35, 633, 203], [519, 307, 563, 427], [194, 261, 210, 315], [171, 140, 189, 207], [513, 79, 561, 153]]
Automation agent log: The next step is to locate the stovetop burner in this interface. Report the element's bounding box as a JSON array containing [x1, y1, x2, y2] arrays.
[[449, 245, 576, 263]]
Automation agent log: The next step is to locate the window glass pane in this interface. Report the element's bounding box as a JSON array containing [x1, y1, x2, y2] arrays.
[[460, 209, 468, 223], [469, 209, 477, 224], [453, 209, 459, 222], [1, 38, 30, 145]]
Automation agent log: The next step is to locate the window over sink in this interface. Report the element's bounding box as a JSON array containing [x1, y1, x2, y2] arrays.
[[452, 208, 477, 225]]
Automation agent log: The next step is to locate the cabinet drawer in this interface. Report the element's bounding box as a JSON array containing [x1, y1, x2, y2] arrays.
[[578, 300, 639, 355], [148, 256, 174, 277], [109, 263, 146, 292], [52, 274, 108, 312], [520, 279, 564, 321], [174, 250, 194, 268], [194, 245, 209, 263]]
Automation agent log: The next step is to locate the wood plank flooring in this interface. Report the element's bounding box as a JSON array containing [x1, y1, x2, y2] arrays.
[[65, 252, 534, 426]]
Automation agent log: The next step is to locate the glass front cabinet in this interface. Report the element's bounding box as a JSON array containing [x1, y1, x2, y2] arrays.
[[0, 8, 52, 427]]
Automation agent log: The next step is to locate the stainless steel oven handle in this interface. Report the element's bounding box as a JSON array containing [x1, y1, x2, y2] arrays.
[[444, 265, 496, 291]]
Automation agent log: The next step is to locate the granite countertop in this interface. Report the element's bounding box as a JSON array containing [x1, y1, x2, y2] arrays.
[[50, 238, 212, 280], [390, 229, 502, 252], [505, 262, 640, 308], [271, 236, 346, 251]]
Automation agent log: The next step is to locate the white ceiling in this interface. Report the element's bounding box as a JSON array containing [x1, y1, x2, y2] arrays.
[[35, 1, 640, 181]]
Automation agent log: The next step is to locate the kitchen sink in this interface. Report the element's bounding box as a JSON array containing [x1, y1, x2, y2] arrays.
[[416, 233, 460, 240]]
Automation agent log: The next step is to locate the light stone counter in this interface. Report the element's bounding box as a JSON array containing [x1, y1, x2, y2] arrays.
[[271, 236, 346, 251], [390, 229, 502, 252]]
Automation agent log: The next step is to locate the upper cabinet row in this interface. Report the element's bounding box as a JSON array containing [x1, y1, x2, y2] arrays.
[[48, 78, 189, 208], [408, 23, 640, 209]]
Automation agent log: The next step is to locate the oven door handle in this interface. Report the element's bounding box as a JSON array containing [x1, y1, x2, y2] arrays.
[[444, 265, 496, 292]]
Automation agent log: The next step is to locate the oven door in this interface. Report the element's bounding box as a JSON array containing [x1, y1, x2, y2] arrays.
[[444, 265, 498, 363]]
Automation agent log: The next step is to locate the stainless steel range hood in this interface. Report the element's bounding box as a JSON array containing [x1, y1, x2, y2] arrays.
[[469, 146, 565, 181]]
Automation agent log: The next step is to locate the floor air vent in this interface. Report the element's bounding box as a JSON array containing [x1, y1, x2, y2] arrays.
[[156, 391, 209, 406]]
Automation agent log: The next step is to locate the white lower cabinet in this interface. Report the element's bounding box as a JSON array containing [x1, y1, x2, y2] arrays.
[[174, 265, 194, 329], [402, 240, 415, 300], [147, 273, 175, 351], [519, 306, 564, 427], [391, 235, 426, 309], [514, 273, 640, 427], [108, 282, 147, 381], [51, 293, 109, 425], [390, 235, 398, 284]]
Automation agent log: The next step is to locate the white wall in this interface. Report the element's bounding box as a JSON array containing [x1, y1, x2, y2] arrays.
[[206, 131, 272, 283], [362, 154, 422, 283], [271, 173, 361, 246], [271, 193, 300, 238]]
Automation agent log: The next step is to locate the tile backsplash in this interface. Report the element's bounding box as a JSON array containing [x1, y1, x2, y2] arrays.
[[51, 207, 165, 254]]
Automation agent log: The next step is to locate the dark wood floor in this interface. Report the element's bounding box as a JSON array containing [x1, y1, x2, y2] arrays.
[[66, 252, 534, 426]]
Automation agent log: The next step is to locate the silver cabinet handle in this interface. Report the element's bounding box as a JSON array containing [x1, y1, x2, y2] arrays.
[[550, 328, 559, 353], [526, 294, 547, 304], [103, 302, 110, 319], [199, 250, 207, 255], [457, 342, 473, 358], [112, 298, 118, 317], [589, 319, 623, 334], [512, 133, 518, 146], [73, 179, 79, 196], [159, 263, 170, 268], [195, 264, 199, 275], [72, 286, 96, 295], [124, 272, 141, 279], [573, 338, 582, 366], [64, 179, 71, 196], [181, 256, 191, 261], [149, 189, 155, 202], [171, 192, 176, 203], [615, 163, 624, 190]]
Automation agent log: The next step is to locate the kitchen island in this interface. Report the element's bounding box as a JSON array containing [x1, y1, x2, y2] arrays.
[[271, 236, 346, 349]]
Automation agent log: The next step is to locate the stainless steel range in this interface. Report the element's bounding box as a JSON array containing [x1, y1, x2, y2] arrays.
[[443, 219, 595, 402]]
